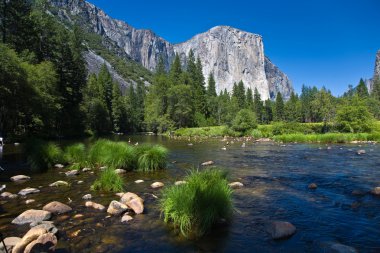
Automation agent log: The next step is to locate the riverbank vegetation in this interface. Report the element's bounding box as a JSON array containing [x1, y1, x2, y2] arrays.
[[1, 1, 380, 143], [91, 168, 124, 192], [160, 169, 233, 238]]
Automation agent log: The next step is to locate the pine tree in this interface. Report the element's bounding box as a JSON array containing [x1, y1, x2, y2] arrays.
[[207, 72, 217, 97], [274, 92, 285, 121], [246, 88, 253, 109], [356, 78, 369, 98], [169, 53, 182, 84], [253, 88, 263, 123], [284, 91, 300, 122]]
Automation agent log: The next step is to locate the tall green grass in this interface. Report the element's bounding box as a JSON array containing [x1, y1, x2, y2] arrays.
[[63, 143, 87, 168], [91, 167, 124, 192], [173, 126, 228, 137], [25, 138, 63, 172], [273, 132, 380, 143], [160, 168, 233, 238], [137, 145, 168, 172]]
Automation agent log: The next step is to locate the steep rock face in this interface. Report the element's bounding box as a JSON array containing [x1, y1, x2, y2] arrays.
[[49, 0, 293, 100], [374, 50, 380, 81], [174, 26, 271, 100]]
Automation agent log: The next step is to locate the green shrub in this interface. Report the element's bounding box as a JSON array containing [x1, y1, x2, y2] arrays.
[[25, 138, 63, 172], [63, 143, 86, 165], [137, 145, 168, 172], [335, 102, 375, 133], [91, 168, 124, 192], [231, 109, 257, 135], [160, 168, 233, 238]]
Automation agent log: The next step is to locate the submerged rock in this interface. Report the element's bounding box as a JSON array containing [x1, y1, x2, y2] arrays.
[[0, 184, 6, 191], [49, 180, 69, 187], [43, 201, 72, 214], [82, 167, 91, 172], [371, 187, 380, 195], [308, 183, 318, 189], [115, 169, 126, 174], [107, 200, 129, 215], [121, 214, 133, 223], [151, 182, 164, 189], [175, 180, 187, 186], [11, 175, 30, 182], [0, 237, 21, 253], [85, 201, 105, 211], [229, 182, 244, 189], [25, 199, 35, 204], [135, 179, 144, 184], [65, 170, 79, 176], [12, 209, 51, 225], [201, 161, 214, 166], [320, 242, 358, 253], [18, 187, 40, 196], [82, 194, 92, 200], [1, 192, 12, 198], [356, 149, 366, 155], [266, 221, 296, 240]]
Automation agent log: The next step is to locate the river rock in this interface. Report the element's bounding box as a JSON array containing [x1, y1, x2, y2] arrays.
[[12, 209, 52, 225], [229, 182, 244, 189], [77, 180, 84, 184], [73, 214, 84, 219], [82, 194, 92, 200], [12, 226, 48, 253], [370, 187, 380, 195], [82, 167, 91, 172], [321, 242, 358, 253], [120, 192, 141, 203], [10, 175, 30, 182], [18, 187, 40, 196], [85, 201, 105, 211], [43, 201, 72, 214], [49, 180, 69, 187], [201, 161, 214, 166], [0, 237, 21, 253], [135, 179, 144, 184], [30, 222, 58, 235], [24, 232, 57, 253], [266, 221, 296, 240], [25, 199, 35, 204], [0, 184, 6, 191], [107, 200, 129, 215], [65, 170, 79, 176], [115, 169, 126, 174], [308, 183, 318, 189], [151, 182, 164, 188], [1, 191, 12, 198], [175, 180, 187, 186], [121, 214, 133, 223], [115, 192, 125, 197], [356, 149, 366, 155], [54, 164, 64, 169]]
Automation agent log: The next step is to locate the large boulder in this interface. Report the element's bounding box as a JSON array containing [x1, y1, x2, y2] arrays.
[[10, 175, 30, 182], [0, 237, 21, 253], [18, 187, 40, 196], [12, 226, 48, 253], [12, 209, 51, 225], [266, 221, 296, 240], [23, 233, 57, 253], [121, 192, 144, 214], [107, 200, 129, 215], [31, 222, 58, 235], [43, 201, 72, 214]]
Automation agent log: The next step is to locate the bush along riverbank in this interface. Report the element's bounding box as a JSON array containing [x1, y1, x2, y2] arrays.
[[169, 121, 380, 143]]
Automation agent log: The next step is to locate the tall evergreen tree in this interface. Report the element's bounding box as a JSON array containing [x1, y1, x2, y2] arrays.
[[356, 78, 369, 98], [207, 72, 217, 97], [246, 88, 253, 109], [169, 53, 182, 84], [253, 88, 263, 123], [274, 92, 285, 121]]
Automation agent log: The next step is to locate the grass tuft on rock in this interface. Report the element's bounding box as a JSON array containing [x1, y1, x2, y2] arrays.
[[137, 145, 168, 172], [91, 167, 124, 192], [25, 138, 63, 172], [160, 168, 233, 238]]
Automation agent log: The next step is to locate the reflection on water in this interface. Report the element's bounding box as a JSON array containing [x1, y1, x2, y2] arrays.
[[0, 136, 380, 252]]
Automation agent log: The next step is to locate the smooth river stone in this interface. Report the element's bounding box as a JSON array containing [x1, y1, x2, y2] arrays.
[[266, 221, 296, 240], [18, 188, 40, 196], [49, 180, 69, 187], [12, 209, 52, 225], [11, 175, 30, 182], [43, 201, 72, 214], [228, 182, 244, 189], [151, 182, 164, 189], [107, 200, 129, 215]]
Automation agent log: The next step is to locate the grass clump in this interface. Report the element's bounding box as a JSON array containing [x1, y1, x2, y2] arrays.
[[63, 143, 87, 166], [160, 168, 233, 238], [91, 167, 124, 192], [137, 145, 168, 172], [25, 138, 63, 172]]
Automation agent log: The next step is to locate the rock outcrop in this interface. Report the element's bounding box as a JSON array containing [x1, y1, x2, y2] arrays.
[[374, 50, 380, 81], [48, 0, 293, 100]]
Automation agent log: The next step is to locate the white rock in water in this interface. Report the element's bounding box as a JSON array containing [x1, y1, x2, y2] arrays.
[[49, 181, 69, 187], [134, 180, 144, 184], [228, 182, 244, 189], [201, 161, 214, 166], [18, 188, 40, 196], [151, 182, 164, 189], [11, 175, 30, 182]]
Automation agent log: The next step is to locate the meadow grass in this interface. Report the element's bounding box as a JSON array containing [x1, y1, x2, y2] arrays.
[[91, 167, 124, 192], [137, 145, 168, 172], [160, 168, 233, 238], [273, 132, 380, 143], [173, 126, 228, 137], [25, 138, 63, 172]]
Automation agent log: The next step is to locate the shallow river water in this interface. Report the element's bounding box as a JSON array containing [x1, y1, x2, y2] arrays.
[[1, 136, 380, 252]]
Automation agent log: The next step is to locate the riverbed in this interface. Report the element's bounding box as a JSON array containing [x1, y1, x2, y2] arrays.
[[1, 136, 379, 252]]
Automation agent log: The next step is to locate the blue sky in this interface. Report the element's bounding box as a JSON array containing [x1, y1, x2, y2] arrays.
[[89, 0, 380, 96]]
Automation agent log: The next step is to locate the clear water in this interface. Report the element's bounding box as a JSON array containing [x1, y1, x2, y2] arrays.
[[1, 136, 380, 252]]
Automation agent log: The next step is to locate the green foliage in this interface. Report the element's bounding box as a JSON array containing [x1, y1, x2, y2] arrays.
[[273, 132, 380, 143], [91, 168, 124, 192], [25, 138, 63, 172], [63, 143, 86, 166], [160, 169, 233, 238], [173, 126, 228, 137], [232, 109, 258, 134], [137, 145, 168, 172]]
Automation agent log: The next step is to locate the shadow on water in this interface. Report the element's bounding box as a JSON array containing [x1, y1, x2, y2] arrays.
[[1, 136, 380, 252]]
